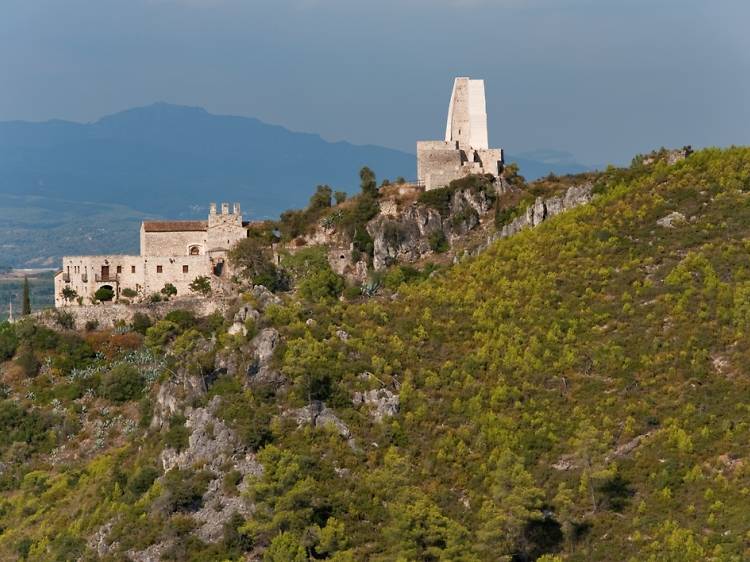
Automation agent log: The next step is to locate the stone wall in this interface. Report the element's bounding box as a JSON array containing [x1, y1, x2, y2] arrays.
[[39, 296, 231, 330], [141, 229, 208, 258]]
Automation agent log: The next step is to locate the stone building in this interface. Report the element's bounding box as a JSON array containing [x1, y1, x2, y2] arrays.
[[54, 203, 248, 307], [417, 77, 504, 190]]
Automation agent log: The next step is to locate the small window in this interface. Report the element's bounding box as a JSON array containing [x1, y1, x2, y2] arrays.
[[116, 265, 122, 274], [189, 246, 200, 256], [183, 265, 189, 273], [157, 265, 163, 273], [131, 265, 136, 273]]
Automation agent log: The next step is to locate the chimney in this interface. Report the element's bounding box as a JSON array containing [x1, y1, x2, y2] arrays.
[[209, 202, 217, 215], [221, 203, 229, 215]]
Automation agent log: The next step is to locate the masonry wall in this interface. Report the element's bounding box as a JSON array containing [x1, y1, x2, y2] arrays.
[[141, 229, 208, 257], [141, 255, 213, 299]]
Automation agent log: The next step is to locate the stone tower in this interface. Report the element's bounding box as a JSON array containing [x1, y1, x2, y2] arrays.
[[417, 77, 503, 190], [445, 77, 489, 150]]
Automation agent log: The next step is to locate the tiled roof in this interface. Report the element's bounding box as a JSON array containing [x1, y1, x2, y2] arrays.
[[142, 221, 208, 233]]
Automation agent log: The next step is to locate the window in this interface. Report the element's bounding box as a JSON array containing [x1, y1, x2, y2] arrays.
[[131, 265, 136, 273], [157, 265, 163, 273], [116, 266, 122, 274], [183, 265, 189, 273], [189, 246, 200, 256]]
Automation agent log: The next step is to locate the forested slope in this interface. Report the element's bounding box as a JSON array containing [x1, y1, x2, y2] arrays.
[[1, 147, 750, 561]]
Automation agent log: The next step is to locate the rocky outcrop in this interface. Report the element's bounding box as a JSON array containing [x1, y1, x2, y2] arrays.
[[352, 388, 399, 422], [160, 397, 262, 543], [288, 400, 355, 449], [656, 211, 686, 228], [473, 183, 594, 256]]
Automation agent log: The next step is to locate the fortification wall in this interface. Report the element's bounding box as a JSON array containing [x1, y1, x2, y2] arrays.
[[140, 255, 212, 299], [39, 296, 230, 330]]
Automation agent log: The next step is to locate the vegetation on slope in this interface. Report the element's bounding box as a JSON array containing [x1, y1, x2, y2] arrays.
[[1, 148, 750, 560]]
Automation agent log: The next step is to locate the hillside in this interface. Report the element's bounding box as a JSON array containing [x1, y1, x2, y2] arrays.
[[1, 147, 749, 561], [0, 104, 589, 266]]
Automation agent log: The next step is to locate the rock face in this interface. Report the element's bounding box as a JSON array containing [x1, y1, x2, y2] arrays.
[[160, 397, 262, 543], [367, 187, 494, 270], [288, 401, 355, 449], [656, 211, 686, 228], [352, 388, 400, 422], [474, 183, 594, 255]]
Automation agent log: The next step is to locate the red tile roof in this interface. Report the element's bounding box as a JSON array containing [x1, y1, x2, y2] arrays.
[[142, 220, 208, 233]]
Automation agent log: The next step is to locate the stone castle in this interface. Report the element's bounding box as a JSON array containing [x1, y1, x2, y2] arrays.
[[417, 77, 503, 190], [54, 77, 503, 308], [54, 203, 248, 306]]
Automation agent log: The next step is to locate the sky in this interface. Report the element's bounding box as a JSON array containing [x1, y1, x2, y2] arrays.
[[1, 0, 749, 165]]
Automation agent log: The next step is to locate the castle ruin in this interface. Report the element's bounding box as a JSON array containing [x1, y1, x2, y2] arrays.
[[417, 77, 503, 190], [54, 203, 248, 307]]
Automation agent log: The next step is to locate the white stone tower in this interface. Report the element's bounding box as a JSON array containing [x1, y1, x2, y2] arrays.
[[444, 77, 489, 150]]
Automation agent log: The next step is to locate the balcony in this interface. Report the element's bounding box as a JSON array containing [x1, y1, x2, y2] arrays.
[[81, 274, 88, 283], [62, 273, 70, 282], [95, 273, 119, 283]]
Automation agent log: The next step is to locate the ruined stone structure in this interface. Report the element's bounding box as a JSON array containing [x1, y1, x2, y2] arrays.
[[54, 203, 248, 307], [417, 77, 503, 190]]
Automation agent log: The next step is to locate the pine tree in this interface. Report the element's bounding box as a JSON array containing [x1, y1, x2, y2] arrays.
[[22, 277, 31, 315]]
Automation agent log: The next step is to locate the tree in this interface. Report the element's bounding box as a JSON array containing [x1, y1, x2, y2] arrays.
[[61, 286, 78, 303], [359, 166, 378, 198], [264, 532, 307, 562], [22, 277, 31, 315], [308, 185, 333, 211], [189, 276, 212, 296], [334, 191, 347, 205], [229, 238, 287, 292], [161, 283, 177, 298], [94, 286, 115, 302], [100, 364, 145, 402]]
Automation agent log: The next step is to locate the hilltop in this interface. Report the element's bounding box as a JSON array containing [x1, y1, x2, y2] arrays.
[[0, 103, 589, 267], [1, 147, 749, 560]]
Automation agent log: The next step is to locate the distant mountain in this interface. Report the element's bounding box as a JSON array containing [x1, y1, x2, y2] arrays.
[[0, 103, 590, 265]]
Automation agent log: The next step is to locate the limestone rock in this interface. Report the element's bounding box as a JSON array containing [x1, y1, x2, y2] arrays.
[[352, 388, 400, 422], [289, 401, 355, 448], [656, 211, 686, 228], [249, 285, 281, 310], [247, 328, 285, 386]]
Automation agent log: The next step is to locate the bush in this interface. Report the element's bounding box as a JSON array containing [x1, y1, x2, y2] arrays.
[[342, 285, 362, 300], [189, 276, 212, 296], [164, 310, 197, 330], [16, 346, 40, 378], [131, 312, 152, 335], [94, 286, 115, 302], [61, 286, 78, 303], [121, 287, 138, 299], [149, 292, 162, 303], [0, 323, 18, 361], [85, 319, 99, 332], [298, 268, 344, 302], [161, 468, 213, 512], [128, 466, 161, 497], [100, 364, 145, 402], [54, 309, 75, 330], [428, 230, 449, 253], [229, 238, 288, 292], [145, 320, 181, 350], [165, 414, 190, 452], [334, 191, 347, 205], [161, 283, 177, 298]]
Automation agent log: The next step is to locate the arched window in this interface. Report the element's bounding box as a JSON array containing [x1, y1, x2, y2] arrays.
[[189, 245, 201, 256]]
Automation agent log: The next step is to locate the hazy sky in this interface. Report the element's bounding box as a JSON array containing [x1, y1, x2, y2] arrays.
[[2, 0, 749, 165]]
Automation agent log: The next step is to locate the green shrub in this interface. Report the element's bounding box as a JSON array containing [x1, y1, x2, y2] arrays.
[[121, 287, 138, 299], [128, 466, 161, 497], [94, 286, 115, 302], [334, 191, 347, 205], [54, 309, 75, 329], [165, 414, 190, 452], [164, 310, 197, 331], [342, 285, 362, 300], [161, 468, 213, 512], [61, 286, 78, 303], [298, 268, 345, 302], [0, 323, 18, 361], [161, 283, 177, 298], [100, 364, 145, 403], [85, 319, 99, 332], [16, 346, 40, 378], [131, 312, 152, 335], [428, 230, 449, 253], [145, 320, 180, 350], [189, 276, 212, 296]]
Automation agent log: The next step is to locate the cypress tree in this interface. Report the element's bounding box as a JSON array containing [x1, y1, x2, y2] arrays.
[[22, 277, 31, 316]]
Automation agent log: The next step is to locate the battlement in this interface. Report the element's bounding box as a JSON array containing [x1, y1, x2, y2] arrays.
[[210, 202, 241, 216]]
